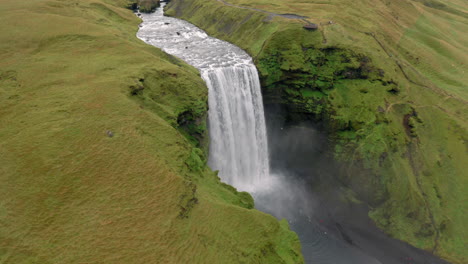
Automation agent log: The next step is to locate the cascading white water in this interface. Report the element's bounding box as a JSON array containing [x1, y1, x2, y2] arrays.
[[202, 65, 269, 191], [136, 5, 450, 264], [137, 3, 269, 192], [136, 5, 425, 264]]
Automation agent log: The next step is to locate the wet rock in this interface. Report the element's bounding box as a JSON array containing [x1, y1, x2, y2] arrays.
[[106, 130, 114, 138], [303, 23, 318, 30]]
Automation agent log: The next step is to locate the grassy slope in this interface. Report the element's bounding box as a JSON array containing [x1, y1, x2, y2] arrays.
[[0, 0, 303, 263], [166, 0, 467, 263]]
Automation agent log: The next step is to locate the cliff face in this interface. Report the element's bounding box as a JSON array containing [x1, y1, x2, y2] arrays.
[[0, 0, 302, 263], [166, 0, 468, 263]]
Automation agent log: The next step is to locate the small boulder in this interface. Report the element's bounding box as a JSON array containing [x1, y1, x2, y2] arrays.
[[106, 130, 114, 138], [303, 23, 318, 30]]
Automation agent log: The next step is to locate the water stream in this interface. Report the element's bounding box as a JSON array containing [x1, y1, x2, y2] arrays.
[[136, 3, 449, 264], [203, 66, 269, 192], [137, 4, 269, 192]]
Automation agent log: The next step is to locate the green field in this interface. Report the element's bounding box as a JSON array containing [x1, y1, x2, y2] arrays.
[[166, 0, 467, 263], [0, 0, 303, 263]]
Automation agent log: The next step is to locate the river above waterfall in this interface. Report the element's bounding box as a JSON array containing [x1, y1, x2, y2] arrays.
[[137, 3, 251, 69], [136, 3, 451, 264], [138, 3, 270, 192]]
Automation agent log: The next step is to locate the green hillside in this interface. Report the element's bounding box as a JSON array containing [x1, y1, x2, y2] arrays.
[[166, 0, 467, 263], [0, 0, 302, 263]]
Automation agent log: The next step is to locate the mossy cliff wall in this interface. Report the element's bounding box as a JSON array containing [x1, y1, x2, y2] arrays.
[[166, 0, 468, 263]]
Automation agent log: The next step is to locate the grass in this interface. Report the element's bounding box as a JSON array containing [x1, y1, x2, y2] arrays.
[[166, 0, 467, 263], [0, 0, 303, 263]]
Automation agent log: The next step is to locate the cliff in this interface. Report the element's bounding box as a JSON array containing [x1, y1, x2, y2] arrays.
[[165, 0, 467, 263]]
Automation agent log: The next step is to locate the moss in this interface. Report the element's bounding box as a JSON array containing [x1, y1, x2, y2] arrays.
[[128, 68, 209, 149], [167, 0, 468, 262], [139, 0, 160, 13], [185, 147, 205, 172], [178, 180, 198, 218], [126, 0, 160, 13]]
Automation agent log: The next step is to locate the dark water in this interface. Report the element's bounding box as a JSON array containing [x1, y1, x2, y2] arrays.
[[261, 121, 451, 264], [137, 3, 451, 264]]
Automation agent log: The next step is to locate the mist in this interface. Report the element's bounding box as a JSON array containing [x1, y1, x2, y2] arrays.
[[249, 121, 383, 264], [252, 123, 326, 221]]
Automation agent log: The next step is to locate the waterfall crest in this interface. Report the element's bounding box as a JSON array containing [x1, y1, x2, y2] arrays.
[[136, 2, 270, 192], [202, 65, 269, 192], [136, 6, 444, 264]]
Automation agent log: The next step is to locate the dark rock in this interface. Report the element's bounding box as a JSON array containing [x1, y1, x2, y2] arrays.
[[106, 130, 114, 138], [127, 2, 138, 11], [129, 84, 144, 95], [303, 23, 318, 30]]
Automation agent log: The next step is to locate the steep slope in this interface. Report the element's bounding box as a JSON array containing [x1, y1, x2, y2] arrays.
[[0, 0, 302, 263], [165, 0, 467, 263]]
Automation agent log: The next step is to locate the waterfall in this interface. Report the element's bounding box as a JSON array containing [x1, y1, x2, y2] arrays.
[[137, 7, 447, 264], [202, 65, 269, 192], [136, 3, 271, 192]]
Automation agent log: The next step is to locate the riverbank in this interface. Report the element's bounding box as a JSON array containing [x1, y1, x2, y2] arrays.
[[136, 4, 448, 263], [165, 0, 467, 263], [0, 0, 302, 262]]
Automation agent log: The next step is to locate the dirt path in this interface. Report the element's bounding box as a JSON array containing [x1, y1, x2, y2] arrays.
[[216, 0, 309, 20]]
